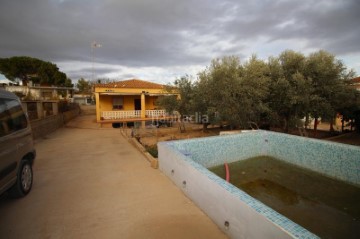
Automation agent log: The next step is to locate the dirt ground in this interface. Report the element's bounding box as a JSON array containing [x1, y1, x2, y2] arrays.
[[326, 132, 360, 146], [125, 122, 360, 148], [0, 115, 227, 239], [126, 123, 222, 147]]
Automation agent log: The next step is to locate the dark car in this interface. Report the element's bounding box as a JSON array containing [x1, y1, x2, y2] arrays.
[[0, 89, 36, 198]]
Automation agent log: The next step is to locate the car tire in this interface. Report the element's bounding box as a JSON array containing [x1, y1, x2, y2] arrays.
[[8, 160, 33, 198]]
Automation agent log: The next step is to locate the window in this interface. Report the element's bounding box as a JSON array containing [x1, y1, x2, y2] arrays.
[[0, 99, 28, 137], [113, 97, 123, 110]]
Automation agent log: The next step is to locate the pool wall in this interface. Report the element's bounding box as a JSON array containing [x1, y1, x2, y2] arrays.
[[158, 130, 360, 238]]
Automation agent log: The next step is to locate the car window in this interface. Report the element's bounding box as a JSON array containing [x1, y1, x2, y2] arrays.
[[0, 99, 9, 136], [0, 98, 28, 137]]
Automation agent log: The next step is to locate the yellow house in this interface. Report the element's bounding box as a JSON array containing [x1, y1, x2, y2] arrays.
[[94, 79, 178, 124]]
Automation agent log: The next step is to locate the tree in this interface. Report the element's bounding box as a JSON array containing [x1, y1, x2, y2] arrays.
[[173, 75, 194, 117], [156, 75, 194, 132], [196, 55, 270, 129], [76, 78, 92, 94], [192, 75, 217, 130], [279, 50, 305, 79], [304, 50, 352, 136], [156, 94, 179, 115], [240, 55, 270, 127], [197, 56, 242, 128], [157, 50, 359, 135], [0, 56, 71, 87], [267, 50, 311, 132], [336, 83, 360, 132]]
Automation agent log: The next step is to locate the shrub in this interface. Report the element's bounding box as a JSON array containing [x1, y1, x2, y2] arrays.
[[146, 145, 158, 158]]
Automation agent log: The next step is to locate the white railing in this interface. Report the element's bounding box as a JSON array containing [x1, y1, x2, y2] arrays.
[[101, 110, 177, 120], [145, 110, 167, 117], [101, 110, 141, 120]]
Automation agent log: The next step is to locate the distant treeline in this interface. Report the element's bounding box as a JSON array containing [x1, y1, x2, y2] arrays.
[[157, 50, 360, 133]]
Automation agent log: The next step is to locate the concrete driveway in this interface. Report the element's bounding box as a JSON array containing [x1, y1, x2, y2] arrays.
[[0, 115, 227, 239]]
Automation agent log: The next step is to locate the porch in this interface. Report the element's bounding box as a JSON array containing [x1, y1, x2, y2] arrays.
[[94, 79, 180, 124], [100, 110, 175, 120]]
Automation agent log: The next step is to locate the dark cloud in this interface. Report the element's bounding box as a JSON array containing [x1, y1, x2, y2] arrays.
[[222, 0, 360, 52], [0, 0, 359, 80]]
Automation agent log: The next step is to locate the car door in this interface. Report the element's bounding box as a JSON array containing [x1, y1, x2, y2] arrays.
[[0, 97, 29, 193]]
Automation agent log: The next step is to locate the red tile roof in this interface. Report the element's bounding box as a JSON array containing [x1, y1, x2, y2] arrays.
[[95, 79, 165, 89], [352, 77, 360, 84]]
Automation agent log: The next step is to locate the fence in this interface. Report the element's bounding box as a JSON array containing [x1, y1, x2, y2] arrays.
[[25, 101, 80, 139]]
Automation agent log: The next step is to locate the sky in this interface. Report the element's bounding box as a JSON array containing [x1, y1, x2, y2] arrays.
[[0, 0, 359, 84]]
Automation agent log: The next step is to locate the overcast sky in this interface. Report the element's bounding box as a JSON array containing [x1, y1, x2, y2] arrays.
[[0, 0, 359, 84]]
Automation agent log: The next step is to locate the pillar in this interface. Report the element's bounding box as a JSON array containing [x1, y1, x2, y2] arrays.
[[95, 93, 101, 122], [37, 102, 44, 119], [141, 93, 146, 119], [52, 102, 59, 115], [141, 93, 146, 128], [22, 102, 28, 113]]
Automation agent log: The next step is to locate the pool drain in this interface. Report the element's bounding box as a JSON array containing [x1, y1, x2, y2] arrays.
[[224, 221, 230, 230]]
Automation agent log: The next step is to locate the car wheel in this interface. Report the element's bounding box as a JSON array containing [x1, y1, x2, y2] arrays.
[[9, 160, 33, 198]]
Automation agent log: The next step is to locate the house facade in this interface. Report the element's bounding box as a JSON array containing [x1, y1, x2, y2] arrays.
[[3, 84, 74, 100], [94, 79, 178, 124], [350, 77, 360, 91]]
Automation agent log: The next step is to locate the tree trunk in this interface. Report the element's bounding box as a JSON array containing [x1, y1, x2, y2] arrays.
[[305, 114, 309, 129], [202, 123, 209, 132], [284, 116, 290, 133], [313, 117, 318, 138], [178, 120, 186, 133]]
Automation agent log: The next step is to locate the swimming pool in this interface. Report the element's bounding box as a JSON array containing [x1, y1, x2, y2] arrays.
[[158, 130, 360, 238]]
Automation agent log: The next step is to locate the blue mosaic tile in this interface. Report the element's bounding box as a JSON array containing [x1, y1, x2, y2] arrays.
[[159, 130, 360, 239]]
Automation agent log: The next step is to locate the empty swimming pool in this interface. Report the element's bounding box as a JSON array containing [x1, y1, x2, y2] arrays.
[[209, 156, 360, 238], [158, 130, 360, 239]]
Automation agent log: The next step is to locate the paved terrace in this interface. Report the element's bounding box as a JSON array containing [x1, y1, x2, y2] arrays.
[[0, 115, 227, 239]]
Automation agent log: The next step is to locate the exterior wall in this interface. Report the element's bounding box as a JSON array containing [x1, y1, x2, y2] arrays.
[[101, 95, 157, 111], [5, 85, 30, 96], [73, 97, 88, 105], [158, 131, 360, 238], [95, 84, 178, 122], [22, 101, 59, 120], [73, 94, 92, 105], [145, 96, 157, 109], [5, 85, 73, 100], [95, 87, 167, 121], [31, 115, 64, 139], [123, 95, 140, 110], [99, 95, 113, 111], [30, 108, 80, 139], [95, 87, 164, 95]]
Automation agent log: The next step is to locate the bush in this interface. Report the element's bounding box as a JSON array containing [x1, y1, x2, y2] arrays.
[[146, 145, 158, 158]]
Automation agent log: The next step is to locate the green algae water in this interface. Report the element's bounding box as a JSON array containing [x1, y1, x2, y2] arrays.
[[209, 156, 360, 239]]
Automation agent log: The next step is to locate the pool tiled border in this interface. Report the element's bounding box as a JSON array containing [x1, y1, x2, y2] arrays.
[[158, 130, 360, 238]]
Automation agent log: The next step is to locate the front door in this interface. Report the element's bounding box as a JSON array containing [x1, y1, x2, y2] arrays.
[[134, 99, 141, 110]]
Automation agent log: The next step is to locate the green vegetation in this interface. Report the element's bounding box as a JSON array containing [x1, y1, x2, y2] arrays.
[[145, 145, 158, 158], [0, 56, 72, 87], [76, 78, 92, 94], [157, 50, 359, 133]]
